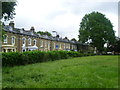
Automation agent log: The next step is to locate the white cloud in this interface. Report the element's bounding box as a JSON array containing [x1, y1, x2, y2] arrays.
[[105, 13, 118, 36], [52, 13, 80, 28], [5, 0, 119, 40]]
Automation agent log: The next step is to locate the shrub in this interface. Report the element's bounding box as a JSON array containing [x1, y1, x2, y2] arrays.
[[67, 51, 79, 57], [59, 50, 69, 59], [2, 50, 95, 67], [2, 52, 22, 66]]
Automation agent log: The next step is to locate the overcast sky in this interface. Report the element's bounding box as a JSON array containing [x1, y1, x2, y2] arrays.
[[4, 0, 119, 40]]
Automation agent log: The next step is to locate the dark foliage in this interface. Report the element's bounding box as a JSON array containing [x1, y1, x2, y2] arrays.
[[78, 11, 115, 53], [2, 2, 17, 20], [37, 31, 52, 36], [107, 37, 120, 54], [2, 50, 95, 67]]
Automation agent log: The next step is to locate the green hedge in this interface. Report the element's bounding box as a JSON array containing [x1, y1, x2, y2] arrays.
[[2, 50, 95, 67]]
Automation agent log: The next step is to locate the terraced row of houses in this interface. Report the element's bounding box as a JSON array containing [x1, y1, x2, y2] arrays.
[[2, 21, 82, 52]]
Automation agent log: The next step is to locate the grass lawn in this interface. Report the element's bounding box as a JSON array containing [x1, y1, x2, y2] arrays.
[[2, 55, 118, 88]]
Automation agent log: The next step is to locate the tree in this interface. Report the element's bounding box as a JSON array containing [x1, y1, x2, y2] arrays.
[[1, 23, 5, 41], [44, 31, 52, 36], [78, 11, 115, 53], [37, 31, 52, 36], [1, 2, 17, 41], [71, 38, 77, 41], [107, 37, 120, 54], [2, 2, 17, 20]]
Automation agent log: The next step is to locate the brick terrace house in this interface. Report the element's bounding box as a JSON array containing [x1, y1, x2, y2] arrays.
[[2, 21, 78, 52]]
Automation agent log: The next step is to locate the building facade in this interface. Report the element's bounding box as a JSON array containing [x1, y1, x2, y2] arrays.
[[2, 22, 78, 52]]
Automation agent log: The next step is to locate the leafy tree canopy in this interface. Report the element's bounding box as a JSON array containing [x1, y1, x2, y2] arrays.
[[2, 2, 17, 20], [78, 11, 115, 53], [71, 38, 77, 41], [1, 2, 17, 40], [107, 37, 120, 54], [37, 31, 52, 36]]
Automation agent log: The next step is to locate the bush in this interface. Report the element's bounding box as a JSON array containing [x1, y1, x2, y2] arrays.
[[59, 50, 69, 59], [2, 52, 22, 66], [67, 51, 80, 57], [2, 50, 95, 67]]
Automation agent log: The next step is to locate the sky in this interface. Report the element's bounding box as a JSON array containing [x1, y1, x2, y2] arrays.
[[4, 0, 119, 40]]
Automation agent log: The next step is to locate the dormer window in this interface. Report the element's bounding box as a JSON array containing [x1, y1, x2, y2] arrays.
[[3, 34, 8, 43], [20, 29, 24, 33], [31, 32, 33, 35], [9, 26, 13, 31], [30, 26, 35, 35]]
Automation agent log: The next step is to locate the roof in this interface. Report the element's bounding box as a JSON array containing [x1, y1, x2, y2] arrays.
[[3, 25, 81, 44]]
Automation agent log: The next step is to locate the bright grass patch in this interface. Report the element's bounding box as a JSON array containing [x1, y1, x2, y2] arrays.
[[2, 55, 118, 88]]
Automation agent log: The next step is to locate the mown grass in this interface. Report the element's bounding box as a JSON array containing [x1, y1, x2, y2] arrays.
[[2, 55, 118, 88]]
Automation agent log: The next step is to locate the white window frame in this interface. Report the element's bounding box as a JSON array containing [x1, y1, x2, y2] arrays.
[[54, 42, 55, 49], [72, 45, 74, 49], [64, 43, 66, 49], [68, 44, 70, 49], [48, 41, 50, 49], [33, 39, 37, 46], [11, 36, 15, 45], [60, 43, 62, 49], [3, 34, 8, 43], [28, 38, 31, 45], [22, 37, 26, 45], [40, 40, 43, 47], [44, 41, 47, 47]]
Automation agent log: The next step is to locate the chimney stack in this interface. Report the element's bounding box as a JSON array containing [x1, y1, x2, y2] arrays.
[[9, 21, 15, 29], [30, 26, 35, 32]]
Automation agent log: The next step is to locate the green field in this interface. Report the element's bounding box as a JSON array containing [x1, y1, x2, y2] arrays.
[[2, 55, 118, 88]]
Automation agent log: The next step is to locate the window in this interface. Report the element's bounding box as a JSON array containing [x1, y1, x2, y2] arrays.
[[40, 40, 43, 47], [67, 44, 69, 49], [23, 49, 25, 52], [54, 43, 55, 49], [60, 43, 62, 49], [28, 38, 31, 45], [48, 42, 50, 49], [3, 35, 7, 43], [64, 43, 66, 49], [22, 38, 26, 45], [66, 44, 68, 48], [11, 36, 15, 44], [33, 39, 36, 46], [44, 41, 47, 47], [69, 44, 70, 48], [72, 45, 74, 49]]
